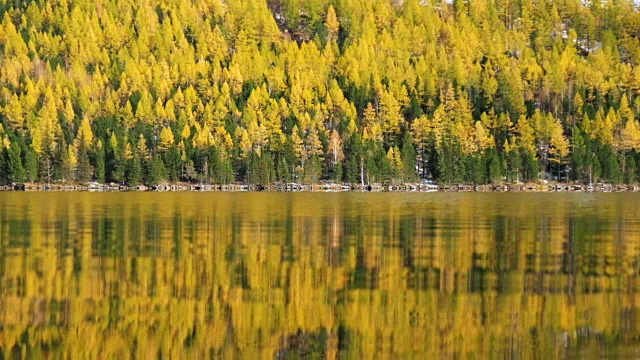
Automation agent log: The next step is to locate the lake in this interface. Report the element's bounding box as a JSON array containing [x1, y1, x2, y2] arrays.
[[1, 192, 640, 358]]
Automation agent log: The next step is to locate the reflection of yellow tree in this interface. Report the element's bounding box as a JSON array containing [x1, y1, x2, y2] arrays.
[[1, 193, 640, 358]]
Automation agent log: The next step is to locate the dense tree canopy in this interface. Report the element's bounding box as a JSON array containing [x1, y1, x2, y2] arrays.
[[2, 0, 640, 185]]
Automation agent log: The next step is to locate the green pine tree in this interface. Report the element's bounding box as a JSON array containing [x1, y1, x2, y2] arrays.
[[486, 148, 503, 184], [401, 132, 417, 182], [7, 143, 25, 184], [77, 144, 92, 183], [145, 155, 166, 186], [24, 147, 38, 183], [95, 145, 106, 184], [126, 155, 142, 186]]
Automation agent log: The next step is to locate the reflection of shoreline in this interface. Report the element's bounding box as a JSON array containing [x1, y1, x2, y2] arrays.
[[1, 193, 639, 358], [6, 182, 640, 192]]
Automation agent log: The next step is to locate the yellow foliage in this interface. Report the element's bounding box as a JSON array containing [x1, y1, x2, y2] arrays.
[[76, 116, 94, 148], [158, 127, 175, 152], [136, 134, 149, 160], [550, 123, 569, 162]]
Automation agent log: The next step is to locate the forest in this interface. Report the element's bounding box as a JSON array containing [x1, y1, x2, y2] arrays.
[[2, 0, 640, 186]]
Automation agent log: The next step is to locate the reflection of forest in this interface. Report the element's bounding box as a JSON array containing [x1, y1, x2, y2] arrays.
[[1, 193, 640, 358]]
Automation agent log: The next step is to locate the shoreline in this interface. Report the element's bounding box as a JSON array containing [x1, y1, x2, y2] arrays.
[[1, 182, 639, 193]]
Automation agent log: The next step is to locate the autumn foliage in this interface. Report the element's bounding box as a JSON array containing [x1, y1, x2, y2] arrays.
[[1, 0, 640, 185]]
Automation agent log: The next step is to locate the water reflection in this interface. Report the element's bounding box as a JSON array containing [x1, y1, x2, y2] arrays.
[[1, 193, 640, 358]]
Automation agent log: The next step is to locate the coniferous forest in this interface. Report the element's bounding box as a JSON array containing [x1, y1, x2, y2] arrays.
[[2, 0, 640, 186]]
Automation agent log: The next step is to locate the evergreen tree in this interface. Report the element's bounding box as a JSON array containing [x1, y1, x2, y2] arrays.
[[424, 133, 439, 181], [486, 148, 503, 184], [76, 144, 92, 183], [600, 146, 623, 184], [111, 140, 126, 185], [304, 155, 323, 184], [276, 155, 292, 183], [521, 151, 538, 182], [164, 146, 181, 182], [504, 140, 520, 183], [466, 156, 485, 185], [0, 147, 7, 185], [24, 148, 38, 183], [438, 133, 463, 184], [591, 156, 602, 184], [126, 155, 143, 186], [95, 144, 106, 184], [7, 143, 25, 184], [246, 152, 275, 185], [625, 154, 637, 184], [401, 132, 417, 182], [145, 155, 166, 186], [570, 130, 588, 183], [344, 134, 364, 185]]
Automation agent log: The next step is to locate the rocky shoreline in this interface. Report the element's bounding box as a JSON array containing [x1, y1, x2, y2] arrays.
[[0, 182, 639, 193]]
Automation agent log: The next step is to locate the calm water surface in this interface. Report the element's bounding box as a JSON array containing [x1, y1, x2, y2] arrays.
[[1, 193, 640, 358]]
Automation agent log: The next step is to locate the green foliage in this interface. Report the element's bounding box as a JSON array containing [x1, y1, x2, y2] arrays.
[[145, 155, 166, 186], [624, 154, 637, 184], [7, 142, 25, 184], [24, 148, 38, 183], [95, 145, 106, 184], [246, 152, 275, 185], [466, 156, 486, 185], [77, 145, 92, 183], [344, 134, 364, 184], [600, 146, 623, 184], [520, 152, 539, 183], [163, 146, 181, 183], [437, 134, 463, 184], [401, 133, 417, 182], [486, 148, 503, 184], [126, 156, 142, 186]]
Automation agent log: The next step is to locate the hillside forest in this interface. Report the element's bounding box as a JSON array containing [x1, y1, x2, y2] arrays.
[[2, 0, 640, 186]]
